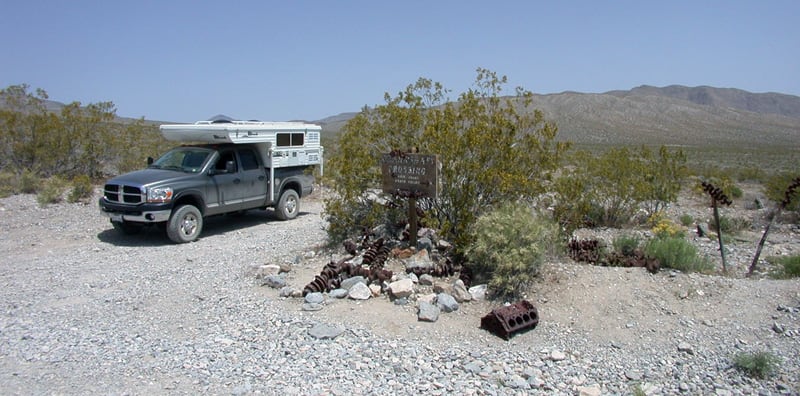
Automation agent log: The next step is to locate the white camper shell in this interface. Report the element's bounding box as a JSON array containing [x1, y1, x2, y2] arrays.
[[159, 120, 323, 172]]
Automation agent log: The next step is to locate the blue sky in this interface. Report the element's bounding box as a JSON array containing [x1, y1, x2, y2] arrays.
[[2, 1, 798, 122]]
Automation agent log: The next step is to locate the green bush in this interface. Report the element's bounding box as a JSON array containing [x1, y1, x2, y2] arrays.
[[710, 215, 751, 234], [764, 172, 800, 213], [767, 255, 800, 278], [612, 234, 641, 256], [465, 201, 559, 299], [67, 175, 94, 203], [19, 170, 40, 194], [0, 171, 17, 198], [644, 236, 712, 273], [733, 351, 780, 379], [36, 177, 66, 206], [679, 213, 694, 227], [324, 69, 568, 248]]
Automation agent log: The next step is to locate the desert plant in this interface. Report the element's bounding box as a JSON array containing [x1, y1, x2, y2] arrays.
[[767, 255, 800, 278], [19, 170, 41, 194], [644, 236, 712, 273], [67, 175, 94, 203], [710, 215, 751, 234], [465, 201, 559, 299], [612, 234, 641, 257], [679, 213, 694, 227], [36, 176, 66, 206], [0, 171, 18, 198], [733, 351, 780, 379], [324, 69, 569, 248]]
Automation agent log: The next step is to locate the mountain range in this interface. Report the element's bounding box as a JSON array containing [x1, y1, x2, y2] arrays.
[[314, 85, 800, 149], [3, 85, 799, 149]]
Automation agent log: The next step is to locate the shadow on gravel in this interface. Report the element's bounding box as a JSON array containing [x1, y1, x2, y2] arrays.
[[96, 209, 315, 246]]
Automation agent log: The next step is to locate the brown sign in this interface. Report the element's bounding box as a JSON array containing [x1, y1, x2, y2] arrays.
[[381, 153, 439, 198]]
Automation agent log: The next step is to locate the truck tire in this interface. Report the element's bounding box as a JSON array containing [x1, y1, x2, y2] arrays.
[[275, 189, 299, 220], [166, 204, 203, 243], [112, 220, 142, 235]]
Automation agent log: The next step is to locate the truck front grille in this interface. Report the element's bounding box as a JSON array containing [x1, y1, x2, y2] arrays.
[[103, 184, 144, 204]]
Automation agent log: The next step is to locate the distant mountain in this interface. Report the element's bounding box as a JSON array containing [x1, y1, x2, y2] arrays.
[[314, 86, 800, 149], [606, 85, 800, 119]]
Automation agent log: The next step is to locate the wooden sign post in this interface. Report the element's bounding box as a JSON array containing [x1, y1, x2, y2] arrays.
[[381, 151, 439, 248]]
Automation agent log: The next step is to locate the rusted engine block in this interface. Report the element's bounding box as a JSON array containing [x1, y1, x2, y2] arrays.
[[480, 300, 539, 340]]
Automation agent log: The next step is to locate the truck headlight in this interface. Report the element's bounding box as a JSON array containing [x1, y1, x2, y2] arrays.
[[147, 186, 173, 203]]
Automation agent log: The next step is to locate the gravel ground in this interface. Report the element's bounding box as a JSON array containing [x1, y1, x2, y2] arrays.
[[0, 190, 798, 395]]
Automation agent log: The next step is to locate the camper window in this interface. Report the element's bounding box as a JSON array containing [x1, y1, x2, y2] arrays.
[[277, 133, 305, 147]]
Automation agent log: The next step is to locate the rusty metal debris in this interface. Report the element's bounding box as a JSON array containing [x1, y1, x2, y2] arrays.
[[568, 239, 603, 263], [701, 181, 732, 206], [606, 250, 660, 274], [568, 238, 660, 273], [480, 300, 539, 340], [302, 237, 393, 296]]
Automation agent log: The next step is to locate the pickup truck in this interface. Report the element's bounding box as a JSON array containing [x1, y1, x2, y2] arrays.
[[98, 120, 322, 243]]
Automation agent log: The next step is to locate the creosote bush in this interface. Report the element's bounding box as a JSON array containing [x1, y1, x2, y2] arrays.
[[68, 175, 94, 203], [733, 351, 780, 379], [36, 176, 66, 206], [324, 68, 569, 249], [465, 201, 558, 300], [644, 236, 712, 273]]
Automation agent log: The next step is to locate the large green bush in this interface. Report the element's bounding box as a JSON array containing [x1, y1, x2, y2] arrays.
[[324, 69, 569, 248], [464, 201, 559, 299]]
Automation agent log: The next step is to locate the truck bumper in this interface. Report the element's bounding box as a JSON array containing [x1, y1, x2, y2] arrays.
[[98, 199, 172, 223]]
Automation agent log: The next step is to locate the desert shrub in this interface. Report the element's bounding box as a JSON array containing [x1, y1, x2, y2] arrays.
[[650, 212, 686, 238], [36, 176, 66, 206], [764, 172, 800, 213], [67, 175, 94, 203], [733, 351, 780, 379], [324, 69, 568, 248], [679, 213, 694, 227], [612, 234, 641, 256], [552, 146, 686, 232], [644, 236, 711, 273], [0, 171, 17, 198], [710, 215, 751, 234], [728, 184, 743, 199], [465, 201, 559, 300], [767, 255, 800, 278], [735, 166, 767, 183], [19, 170, 41, 194]]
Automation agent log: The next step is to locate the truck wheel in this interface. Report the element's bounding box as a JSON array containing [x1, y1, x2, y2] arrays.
[[167, 204, 203, 243], [275, 190, 299, 220], [112, 220, 142, 235]]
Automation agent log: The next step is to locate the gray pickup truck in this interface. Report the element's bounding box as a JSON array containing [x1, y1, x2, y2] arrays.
[[98, 120, 322, 243]]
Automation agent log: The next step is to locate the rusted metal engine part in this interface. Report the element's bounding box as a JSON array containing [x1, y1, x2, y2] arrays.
[[302, 237, 394, 296], [701, 181, 732, 206], [302, 259, 393, 296], [480, 300, 539, 340], [406, 256, 459, 277], [606, 250, 661, 274], [567, 239, 603, 263]]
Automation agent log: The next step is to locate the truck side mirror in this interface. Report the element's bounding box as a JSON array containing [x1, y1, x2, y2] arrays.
[[147, 157, 154, 165], [225, 160, 236, 173]]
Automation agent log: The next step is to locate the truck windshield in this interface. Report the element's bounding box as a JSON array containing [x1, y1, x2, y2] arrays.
[[150, 148, 212, 173]]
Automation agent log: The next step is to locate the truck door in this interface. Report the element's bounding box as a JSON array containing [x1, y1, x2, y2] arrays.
[[208, 149, 245, 213], [236, 147, 269, 208]]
